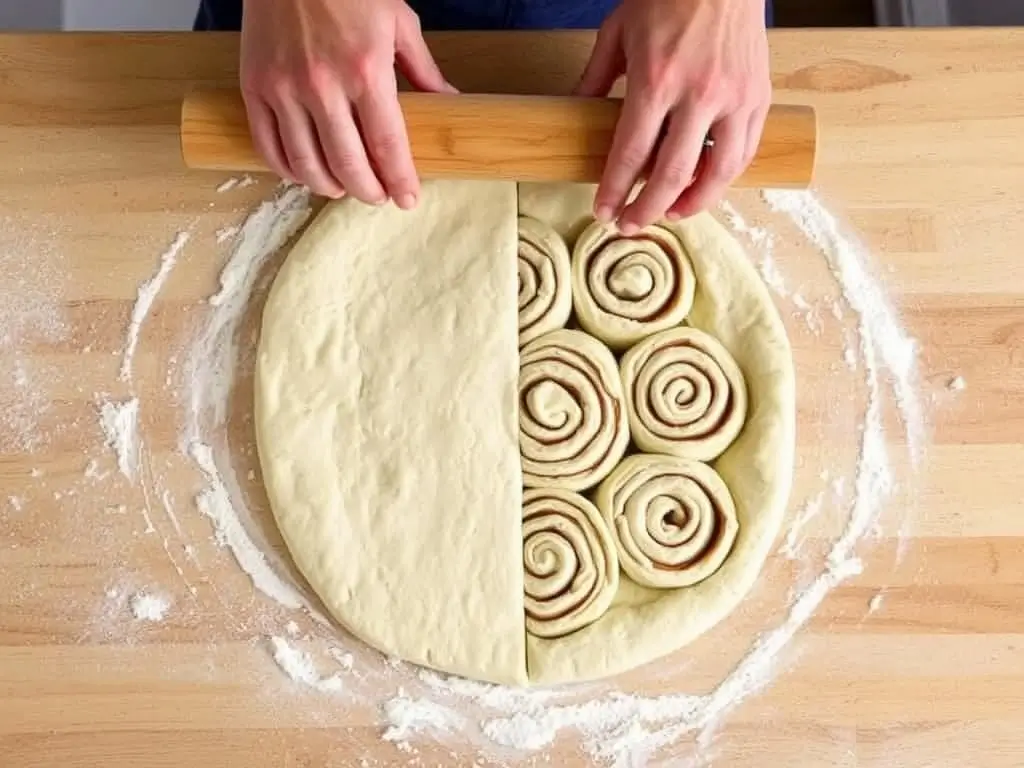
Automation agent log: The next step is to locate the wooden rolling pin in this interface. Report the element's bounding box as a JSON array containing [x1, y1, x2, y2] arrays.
[[181, 89, 817, 187]]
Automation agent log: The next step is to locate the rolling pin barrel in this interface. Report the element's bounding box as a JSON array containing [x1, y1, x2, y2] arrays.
[[180, 89, 817, 188]]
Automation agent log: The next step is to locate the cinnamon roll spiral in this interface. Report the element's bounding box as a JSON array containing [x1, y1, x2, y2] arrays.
[[620, 326, 748, 462], [523, 488, 619, 638], [571, 221, 696, 350], [595, 454, 739, 589], [518, 216, 572, 346], [519, 329, 630, 491]]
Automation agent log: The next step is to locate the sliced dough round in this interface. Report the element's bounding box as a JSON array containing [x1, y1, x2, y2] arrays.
[[595, 454, 739, 589], [571, 220, 696, 349], [517, 215, 572, 346], [523, 488, 619, 638], [621, 326, 748, 462], [519, 329, 630, 492]]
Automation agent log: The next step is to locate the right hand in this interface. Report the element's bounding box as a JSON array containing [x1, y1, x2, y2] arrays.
[[240, 0, 456, 207]]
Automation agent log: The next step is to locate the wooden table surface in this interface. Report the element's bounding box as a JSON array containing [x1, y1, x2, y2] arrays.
[[1, 29, 1023, 767]]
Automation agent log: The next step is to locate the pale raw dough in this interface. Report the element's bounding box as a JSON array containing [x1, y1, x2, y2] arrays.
[[620, 326, 749, 462], [523, 487, 619, 638], [594, 453, 739, 590], [255, 181, 527, 685], [571, 220, 696, 349], [517, 215, 572, 346], [520, 183, 794, 685], [519, 329, 630, 492], [257, 180, 794, 687]]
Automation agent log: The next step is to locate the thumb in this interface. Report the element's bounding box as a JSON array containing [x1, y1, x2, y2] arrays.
[[395, 14, 458, 94], [574, 18, 624, 97]]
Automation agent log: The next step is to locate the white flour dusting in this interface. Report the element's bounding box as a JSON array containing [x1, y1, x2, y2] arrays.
[[762, 190, 924, 459], [269, 636, 344, 692], [948, 375, 966, 392], [779, 490, 825, 559], [98, 397, 139, 481], [130, 590, 170, 621], [383, 695, 465, 745], [186, 184, 311, 441], [120, 230, 189, 382], [216, 225, 240, 244], [190, 441, 303, 610]]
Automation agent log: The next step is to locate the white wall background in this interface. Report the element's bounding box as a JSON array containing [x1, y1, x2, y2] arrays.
[[62, 0, 197, 30], [0, 0, 197, 29]]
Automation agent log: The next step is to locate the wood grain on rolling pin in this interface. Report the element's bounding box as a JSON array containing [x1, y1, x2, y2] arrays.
[[180, 89, 817, 187]]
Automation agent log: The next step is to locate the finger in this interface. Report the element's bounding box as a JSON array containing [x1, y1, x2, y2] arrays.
[[668, 113, 747, 220], [395, 12, 458, 93], [593, 94, 667, 230], [619, 104, 714, 231], [244, 96, 293, 183], [574, 17, 624, 97], [354, 73, 420, 209], [744, 102, 770, 167], [271, 98, 346, 198], [307, 96, 387, 205]]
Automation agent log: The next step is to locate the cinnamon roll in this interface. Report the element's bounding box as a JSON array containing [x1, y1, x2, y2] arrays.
[[571, 221, 696, 349]]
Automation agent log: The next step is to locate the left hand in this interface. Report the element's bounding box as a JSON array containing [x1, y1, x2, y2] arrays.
[[575, 0, 771, 233]]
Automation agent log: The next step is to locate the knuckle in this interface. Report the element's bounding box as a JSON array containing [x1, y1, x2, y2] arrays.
[[618, 144, 652, 173], [343, 51, 380, 94], [658, 163, 690, 190], [368, 132, 402, 160], [688, 76, 723, 107], [328, 151, 364, 179]]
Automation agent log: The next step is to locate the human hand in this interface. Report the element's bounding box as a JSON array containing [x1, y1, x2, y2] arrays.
[[575, 0, 770, 232], [240, 0, 456, 206]]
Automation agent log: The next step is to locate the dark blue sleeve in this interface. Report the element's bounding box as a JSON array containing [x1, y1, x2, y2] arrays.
[[195, 0, 772, 31]]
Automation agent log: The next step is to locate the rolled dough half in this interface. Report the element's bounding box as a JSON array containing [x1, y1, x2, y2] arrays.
[[520, 184, 795, 685], [255, 181, 527, 685]]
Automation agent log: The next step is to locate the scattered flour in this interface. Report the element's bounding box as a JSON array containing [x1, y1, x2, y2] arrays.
[[120, 230, 190, 382], [130, 591, 170, 621], [948, 375, 966, 392], [190, 441, 303, 610], [98, 397, 140, 481], [868, 593, 885, 613], [269, 636, 344, 692], [216, 225, 240, 244], [779, 491, 825, 559], [216, 177, 240, 193], [187, 184, 311, 440], [383, 695, 465, 745]]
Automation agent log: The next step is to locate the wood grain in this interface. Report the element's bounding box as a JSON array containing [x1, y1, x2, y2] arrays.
[[180, 89, 820, 187], [0, 29, 1023, 767]]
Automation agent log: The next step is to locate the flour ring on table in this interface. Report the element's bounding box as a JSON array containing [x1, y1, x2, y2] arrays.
[[621, 326, 749, 462], [594, 453, 739, 589], [523, 488, 619, 638], [519, 328, 630, 492], [517, 215, 572, 346], [571, 220, 697, 350]]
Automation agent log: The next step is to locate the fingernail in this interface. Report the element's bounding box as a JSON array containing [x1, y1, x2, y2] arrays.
[[443, 81, 459, 94], [666, 211, 682, 222], [618, 220, 639, 237], [595, 205, 613, 224], [396, 192, 418, 210]]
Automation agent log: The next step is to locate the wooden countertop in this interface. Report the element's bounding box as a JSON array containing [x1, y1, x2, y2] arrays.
[[1, 29, 1023, 767]]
